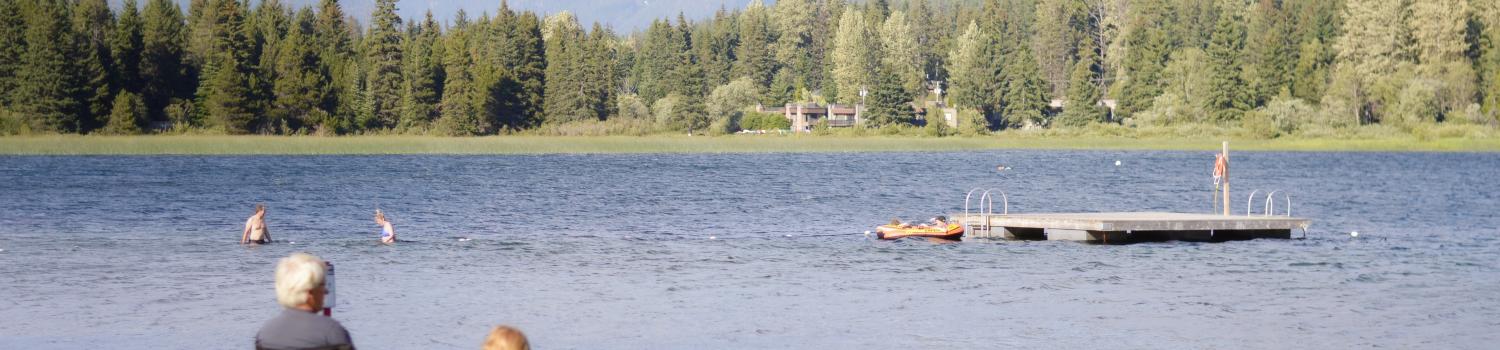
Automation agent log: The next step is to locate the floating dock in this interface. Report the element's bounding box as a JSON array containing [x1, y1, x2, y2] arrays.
[[953, 212, 1311, 243]]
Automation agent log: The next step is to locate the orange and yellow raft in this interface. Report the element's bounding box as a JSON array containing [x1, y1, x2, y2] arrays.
[[874, 224, 965, 240]]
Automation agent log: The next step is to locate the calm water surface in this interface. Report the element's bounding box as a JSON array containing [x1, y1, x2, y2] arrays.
[[1, 151, 1498, 349]]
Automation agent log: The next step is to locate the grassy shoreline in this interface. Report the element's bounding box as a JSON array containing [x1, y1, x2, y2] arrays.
[[1, 134, 1498, 155]]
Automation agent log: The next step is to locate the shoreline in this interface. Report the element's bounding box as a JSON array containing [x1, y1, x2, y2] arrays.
[[2, 134, 1498, 155]]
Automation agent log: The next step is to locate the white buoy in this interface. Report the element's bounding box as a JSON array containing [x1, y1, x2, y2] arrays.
[[1115, 160, 1122, 166], [785, 234, 792, 237], [709, 236, 717, 240], [1351, 231, 1359, 238], [864, 230, 872, 236]]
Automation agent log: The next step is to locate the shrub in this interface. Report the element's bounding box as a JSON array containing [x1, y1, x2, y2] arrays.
[[102, 92, 146, 135], [1390, 78, 1441, 129], [739, 112, 790, 131], [615, 94, 651, 120], [0, 107, 28, 135], [956, 108, 989, 135]]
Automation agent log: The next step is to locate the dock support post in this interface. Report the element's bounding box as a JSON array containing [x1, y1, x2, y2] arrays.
[[1222, 141, 1230, 216]]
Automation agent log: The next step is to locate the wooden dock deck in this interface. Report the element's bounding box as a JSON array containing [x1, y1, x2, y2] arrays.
[[952, 212, 1311, 243]]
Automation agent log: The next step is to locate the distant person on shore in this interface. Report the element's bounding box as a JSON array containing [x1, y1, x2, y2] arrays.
[[241, 204, 272, 244], [375, 209, 396, 244], [255, 253, 354, 350], [482, 325, 529, 350]]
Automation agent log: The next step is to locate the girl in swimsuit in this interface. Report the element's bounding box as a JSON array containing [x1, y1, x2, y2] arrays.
[[241, 204, 271, 244], [376, 209, 396, 244]]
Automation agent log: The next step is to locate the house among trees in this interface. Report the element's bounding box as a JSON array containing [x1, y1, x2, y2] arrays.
[[757, 103, 861, 132]]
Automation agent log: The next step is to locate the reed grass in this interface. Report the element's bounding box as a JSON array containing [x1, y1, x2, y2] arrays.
[[2, 133, 1497, 155]]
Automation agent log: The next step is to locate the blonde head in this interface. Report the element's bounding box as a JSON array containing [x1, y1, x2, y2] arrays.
[[374, 209, 387, 223], [274, 253, 326, 309], [254, 203, 266, 215], [481, 325, 529, 350]]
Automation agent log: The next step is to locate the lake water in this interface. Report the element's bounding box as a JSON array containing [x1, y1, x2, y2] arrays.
[[1, 151, 1498, 349]]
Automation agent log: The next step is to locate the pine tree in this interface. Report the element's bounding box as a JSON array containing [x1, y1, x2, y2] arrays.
[[947, 21, 986, 115], [1035, 0, 1089, 98], [435, 23, 484, 135], [363, 0, 403, 130], [199, 0, 257, 133], [766, 68, 796, 106], [1114, 0, 1175, 119], [1481, 0, 1500, 120], [1328, 0, 1409, 125], [1057, 39, 1103, 127], [732, 0, 776, 89], [1410, 0, 1470, 65], [0, 0, 23, 106], [907, 0, 941, 84], [74, 0, 116, 132], [486, 5, 545, 129], [398, 11, 440, 132], [863, 64, 911, 127], [512, 11, 547, 127], [542, 12, 584, 123], [103, 91, 145, 134], [270, 8, 331, 133], [141, 0, 188, 124], [249, 0, 290, 126], [110, 0, 145, 94], [773, 0, 823, 91], [1205, 1, 1251, 122], [14, 0, 83, 132], [695, 10, 736, 89], [832, 7, 875, 104], [636, 19, 682, 104], [1291, 37, 1332, 103], [672, 17, 708, 132], [880, 11, 924, 99], [1001, 44, 1049, 128], [582, 24, 617, 121], [315, 0, 355, 130], [1245, 0, 1297, 105]]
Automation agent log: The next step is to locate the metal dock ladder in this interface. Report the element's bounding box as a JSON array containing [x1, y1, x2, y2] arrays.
[[962, 187, 1008, 239]]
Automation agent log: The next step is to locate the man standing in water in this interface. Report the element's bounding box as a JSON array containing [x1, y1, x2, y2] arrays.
[[241, 204, 272, 244]]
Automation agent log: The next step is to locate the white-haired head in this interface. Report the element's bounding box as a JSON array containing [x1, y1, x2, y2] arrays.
[[274, 253, 326, 309]]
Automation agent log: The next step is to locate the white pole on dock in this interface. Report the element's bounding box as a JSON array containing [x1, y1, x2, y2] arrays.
[[1222, 141, 1230, 216]]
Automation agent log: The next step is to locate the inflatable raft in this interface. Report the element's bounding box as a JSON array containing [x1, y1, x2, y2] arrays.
[[875, 224, 965, 240]]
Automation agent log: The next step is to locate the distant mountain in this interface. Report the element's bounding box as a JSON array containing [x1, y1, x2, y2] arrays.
[[115, 0, 764, 32]]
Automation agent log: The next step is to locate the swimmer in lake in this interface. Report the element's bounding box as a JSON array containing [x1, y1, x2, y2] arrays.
[[376, 209, 395, 244], [241, 204, 272, 244]]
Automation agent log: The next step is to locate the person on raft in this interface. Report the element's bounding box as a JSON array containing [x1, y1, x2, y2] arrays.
[[241, 203, 272, 244], [894, 216, 950, 229], [375, 209, 396, 244]]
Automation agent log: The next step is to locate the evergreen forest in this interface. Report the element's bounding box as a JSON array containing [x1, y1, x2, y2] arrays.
[[2, 0, 1499, 138]]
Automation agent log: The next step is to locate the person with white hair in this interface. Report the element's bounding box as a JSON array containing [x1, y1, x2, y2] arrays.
[[255, 253, 354, 350]]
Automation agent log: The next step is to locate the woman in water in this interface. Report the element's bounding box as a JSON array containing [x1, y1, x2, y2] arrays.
[[241, 204, 272, 244], [375, 209, 396, 244]]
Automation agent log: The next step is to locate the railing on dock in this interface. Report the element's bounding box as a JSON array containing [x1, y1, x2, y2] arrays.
[[963, 187, 1009, 239], [1246, 189, 1293, 217]]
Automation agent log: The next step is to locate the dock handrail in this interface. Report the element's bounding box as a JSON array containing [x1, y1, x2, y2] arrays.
[[1264, 191, 1292, 217], [963, 188, 1009, 238], [1246, 189, 1262, 216], [1247, 189, 1294, 217], [980, 189, 1009, 215], [963, 188, 983, 238]]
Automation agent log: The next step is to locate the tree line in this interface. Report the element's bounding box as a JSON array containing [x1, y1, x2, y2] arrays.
[[1, 0, 1498, 137]]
